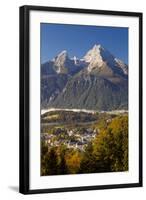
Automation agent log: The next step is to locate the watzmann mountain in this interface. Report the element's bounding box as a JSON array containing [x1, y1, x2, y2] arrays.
[[41, 44, 128, 111]]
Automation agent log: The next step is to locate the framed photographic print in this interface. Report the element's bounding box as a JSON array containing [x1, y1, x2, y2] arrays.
[[19, 5, 143, 194]]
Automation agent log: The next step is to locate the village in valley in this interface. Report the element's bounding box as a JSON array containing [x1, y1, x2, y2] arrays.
[[40, 109, 122, 151], [41, 109, 128, 175], [41, 126, 98, 151]]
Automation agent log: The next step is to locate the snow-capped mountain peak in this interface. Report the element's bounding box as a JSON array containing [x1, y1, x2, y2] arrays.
[[51, 50, 68, 62], [55, 50, 68, 60], [83, 44, 108, 71], [41, 44, 128, 111], [84, 44, 114, 62], [92, 44, 103, 50], [83, 44, 128, 75], [44, 44, 128, 76], [84, 44, 103, 63], [53, 50, 69, 73], [58, 50, 67, 55]]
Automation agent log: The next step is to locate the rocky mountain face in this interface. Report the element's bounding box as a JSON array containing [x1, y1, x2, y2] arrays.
[[41, 44, 128, 111]]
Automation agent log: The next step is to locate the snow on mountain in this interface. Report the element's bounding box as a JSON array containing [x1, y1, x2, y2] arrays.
[[82, 44, 128, 75], [84, 44, 104, 63], [52, 50, 87, 74], [54, 50, 68, 73], [114, 58, 128, 75], [41, 44, 128, 110], [72, 56, 78, 65], [43, 44, 128, 76], [83, 44, 113, 72]]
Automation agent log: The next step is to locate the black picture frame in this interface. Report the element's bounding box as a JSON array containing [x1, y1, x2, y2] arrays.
[[19, 5, 143, 194]]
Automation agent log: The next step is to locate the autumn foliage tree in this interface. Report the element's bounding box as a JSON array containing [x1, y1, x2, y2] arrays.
[[80, 115, 128, 173], [65, 150, 82, 174], [41, 115, 128, 175]]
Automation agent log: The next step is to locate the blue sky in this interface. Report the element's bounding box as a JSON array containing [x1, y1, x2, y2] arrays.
[[41, 23, 128, 64]]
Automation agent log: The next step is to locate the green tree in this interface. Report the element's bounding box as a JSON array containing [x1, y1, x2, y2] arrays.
[[41, 141, 48, 175], [109, 115, 128, 171], [79, 142, 96, 173], [43, 147, 59, 175], [80, 115, 128, 173], [58, 145, 68, 174], [65, 150, 82, 174], [93, 115, 128, 172]]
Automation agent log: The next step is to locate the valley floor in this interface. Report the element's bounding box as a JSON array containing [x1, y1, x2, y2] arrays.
[[41, 109, 128, 176]]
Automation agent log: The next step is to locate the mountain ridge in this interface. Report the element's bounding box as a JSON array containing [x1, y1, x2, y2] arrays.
[[41, 44, 128, 111]]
